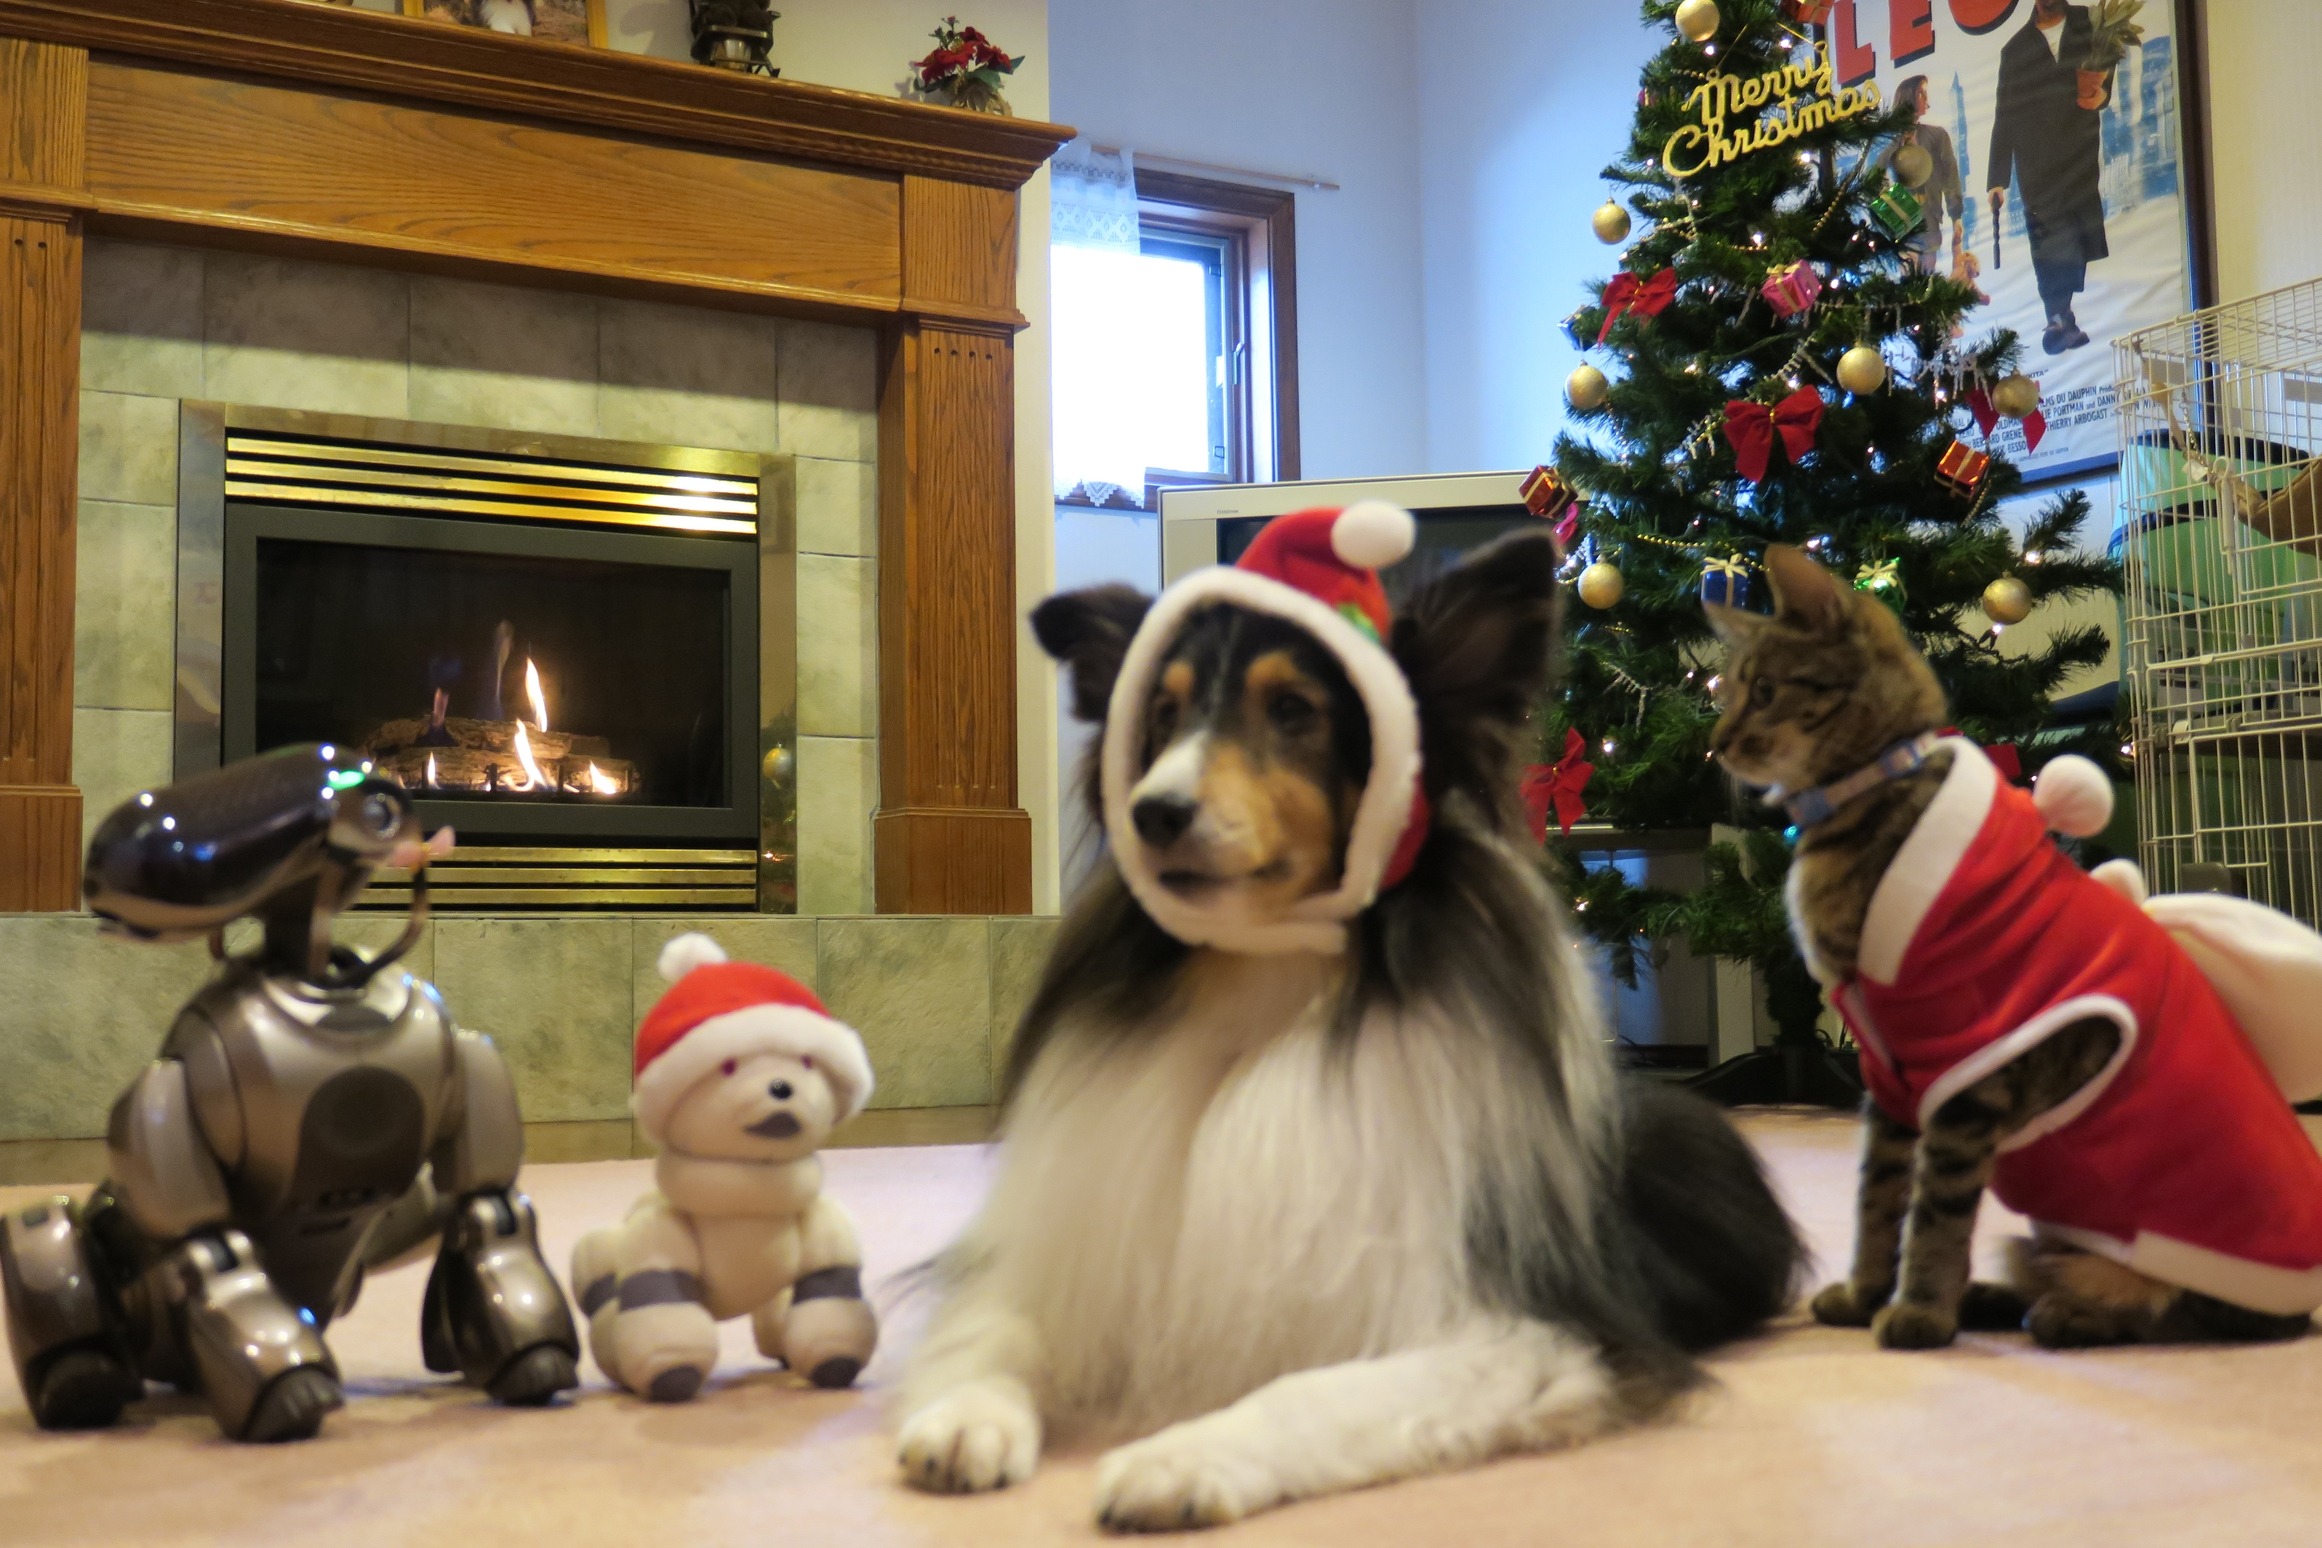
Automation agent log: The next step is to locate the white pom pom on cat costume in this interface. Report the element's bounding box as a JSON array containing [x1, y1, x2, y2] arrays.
[[2031, 754, 2112, 838], [1329, 500, 1417, 569]]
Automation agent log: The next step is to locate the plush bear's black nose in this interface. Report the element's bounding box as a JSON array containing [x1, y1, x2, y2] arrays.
[[1132, 793, 1197, 848], [769, 1080, 793, 1101]]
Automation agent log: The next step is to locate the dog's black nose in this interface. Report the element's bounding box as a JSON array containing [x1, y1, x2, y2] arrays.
[[769, 1080, 793, 1101], [1132, 794, 1197, 848]]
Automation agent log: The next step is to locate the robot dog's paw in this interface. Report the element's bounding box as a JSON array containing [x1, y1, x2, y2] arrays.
[[27, 1349, 143, 1431], [240, 1367, 345, 1444], [487, 1344, 580, 1407]]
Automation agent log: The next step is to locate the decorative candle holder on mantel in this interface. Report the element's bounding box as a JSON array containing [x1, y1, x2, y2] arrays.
[[688, 0, 779, 75]]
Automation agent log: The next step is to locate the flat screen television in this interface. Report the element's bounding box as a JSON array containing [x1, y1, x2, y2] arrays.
[[1159, 470, 1542, 594]]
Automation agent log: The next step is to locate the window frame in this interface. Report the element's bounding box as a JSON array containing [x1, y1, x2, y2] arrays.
[[1135, 169, 1300, 493], [1052, 170, 1299, 510]]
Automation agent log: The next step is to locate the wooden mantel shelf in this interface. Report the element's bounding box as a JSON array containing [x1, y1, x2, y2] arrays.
[[0, 1, 1063, 914], [0, 0, 1071, 189]]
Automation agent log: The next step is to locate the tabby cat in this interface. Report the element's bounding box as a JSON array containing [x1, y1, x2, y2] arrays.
[[1705, 544, 2311, 1350]]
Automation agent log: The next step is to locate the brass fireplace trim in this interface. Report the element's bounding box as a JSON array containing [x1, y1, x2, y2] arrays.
[[175, 403, 799, 913], [356, 845, 761, 912], [222, 433, 760, 536]]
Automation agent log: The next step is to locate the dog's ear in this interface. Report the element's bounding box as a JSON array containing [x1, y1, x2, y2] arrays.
[[1391, 529, 1560, 808], [1031, 584, 1152, 723]]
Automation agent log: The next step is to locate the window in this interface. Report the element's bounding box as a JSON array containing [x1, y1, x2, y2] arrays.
[[1052, 170, 1298, 507]]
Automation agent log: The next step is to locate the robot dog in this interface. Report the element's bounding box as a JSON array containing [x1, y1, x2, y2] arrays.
[[0, 744, 580, 1441]]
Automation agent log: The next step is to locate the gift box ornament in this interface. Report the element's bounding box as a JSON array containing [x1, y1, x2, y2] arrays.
[[1869, 184, 1925, 240], [1779, 0, 1833, 23], [1936, 438, 1991, 495], [1521, 464, 1577, 522], [1760, 261, 1823, 319], [1853, 557, 1905, 610], [1700, 555, 1753, 608]]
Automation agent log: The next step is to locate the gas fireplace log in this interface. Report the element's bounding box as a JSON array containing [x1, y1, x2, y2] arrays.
[[366, 715, 612, 762], [370, 744, 638, 797]]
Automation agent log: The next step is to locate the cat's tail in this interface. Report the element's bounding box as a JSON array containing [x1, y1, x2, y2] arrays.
[[1616, 1078, 1806, 1351]]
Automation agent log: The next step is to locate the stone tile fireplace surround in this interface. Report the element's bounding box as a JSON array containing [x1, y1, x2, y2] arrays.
[[0, 2, 1072, 1147], [76, 238, 880, 910], [0, 241, 1061, 1148]]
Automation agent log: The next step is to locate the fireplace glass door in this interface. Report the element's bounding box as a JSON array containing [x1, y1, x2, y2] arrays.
[[222, 506, 759, 844]]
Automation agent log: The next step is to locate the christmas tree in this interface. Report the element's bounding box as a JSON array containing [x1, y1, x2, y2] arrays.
[[1536, 0, 2123, 1095]]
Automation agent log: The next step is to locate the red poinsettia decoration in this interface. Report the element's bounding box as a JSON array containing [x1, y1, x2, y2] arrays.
[[911, 16, 1024, 112], [1521, 728, 1597, 841]]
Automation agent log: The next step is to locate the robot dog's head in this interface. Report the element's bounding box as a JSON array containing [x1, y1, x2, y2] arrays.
[[84, 743, 421, 942]]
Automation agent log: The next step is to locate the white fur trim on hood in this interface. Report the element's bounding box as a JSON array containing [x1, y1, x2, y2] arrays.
[[631, 1004, 875, 1142], [1099, 564, 1422, 955]]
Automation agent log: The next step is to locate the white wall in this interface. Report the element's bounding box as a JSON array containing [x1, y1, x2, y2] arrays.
[[1415, 0, 1657, 473], [1048, 0, 1430, 480], [594, 0, 1063, 910], [2204, 0, 2322, 305]]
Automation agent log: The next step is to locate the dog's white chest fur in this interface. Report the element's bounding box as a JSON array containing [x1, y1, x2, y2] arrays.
[[962, 951, 1476, 1436]]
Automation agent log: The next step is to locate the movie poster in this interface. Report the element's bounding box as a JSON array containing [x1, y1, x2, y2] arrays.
[[1838, 0, 2193, 481]]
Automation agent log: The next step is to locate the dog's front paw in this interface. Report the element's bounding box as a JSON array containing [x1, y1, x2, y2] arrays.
[[1872, 1300, 1959, 1350], [897, 1380, 1041, 1494], [1094, 1420, 1280, 1533], [1810, 1279, 1888, 1328]]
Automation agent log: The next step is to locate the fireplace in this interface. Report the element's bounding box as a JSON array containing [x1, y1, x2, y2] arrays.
[[178, 407, 793, 910]]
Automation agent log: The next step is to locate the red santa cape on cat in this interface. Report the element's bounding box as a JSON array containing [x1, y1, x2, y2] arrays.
[[1826, 738, 2322, 1317]]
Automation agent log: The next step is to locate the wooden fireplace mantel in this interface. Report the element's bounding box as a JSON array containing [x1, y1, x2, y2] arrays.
[[0, 0, 1071, 913]]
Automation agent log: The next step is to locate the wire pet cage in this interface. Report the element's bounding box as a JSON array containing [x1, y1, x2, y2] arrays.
[[2117, 279, 2322, 922]]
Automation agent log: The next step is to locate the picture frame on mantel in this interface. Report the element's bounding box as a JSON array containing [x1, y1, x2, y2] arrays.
[[404, 0, 607, 48]]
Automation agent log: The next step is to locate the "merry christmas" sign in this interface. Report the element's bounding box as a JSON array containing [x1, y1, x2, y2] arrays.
[[1663, 42, 1882, 178]]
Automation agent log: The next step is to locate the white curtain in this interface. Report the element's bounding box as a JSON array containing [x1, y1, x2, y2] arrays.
[[1050, 140, 1149, 503]]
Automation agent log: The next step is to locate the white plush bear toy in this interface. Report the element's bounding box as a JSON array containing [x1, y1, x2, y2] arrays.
[[571, 934, 877, 1401]]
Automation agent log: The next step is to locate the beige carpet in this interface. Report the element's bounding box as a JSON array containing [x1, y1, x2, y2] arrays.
[[4, 1111, 2321, 1548]]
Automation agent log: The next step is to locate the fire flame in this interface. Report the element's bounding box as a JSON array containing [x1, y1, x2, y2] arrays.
[[510, 721, 547, 792], [525, 658, 548, 734], [587, 761, 620, 796], [425, 753, 438, 788]]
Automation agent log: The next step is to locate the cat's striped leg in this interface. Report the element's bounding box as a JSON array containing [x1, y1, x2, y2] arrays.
[[1811, 1101, 1917, 1327]]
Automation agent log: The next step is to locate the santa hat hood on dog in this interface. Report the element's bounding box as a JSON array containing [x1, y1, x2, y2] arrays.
[[1099, 502, 1427, 955], [631, 933, 874, 1142]]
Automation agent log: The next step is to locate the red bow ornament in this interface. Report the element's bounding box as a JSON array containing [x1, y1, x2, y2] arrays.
[[1521, 728, 1597, 841], [1721, 385, 1826, 483], [1596, 267, 1678, 345], [1963, 386, 2049, 453]]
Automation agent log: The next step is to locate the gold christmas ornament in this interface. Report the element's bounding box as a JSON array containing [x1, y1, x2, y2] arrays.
[[1892, 142, 1934, 188], [1837, 343, 1888, 394], [1991, 372, 2042, 419], [1566, 363, 1611, 413], [1577, 559, 1626, 610], [1674, 0, 1721, 43], [1591, 200, 1632, 244], [1982, 575, 2034, 625]]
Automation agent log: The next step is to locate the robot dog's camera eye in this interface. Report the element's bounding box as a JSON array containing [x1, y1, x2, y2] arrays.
[[359, 791, 400, 837], [720, 1058, 738, 1077]]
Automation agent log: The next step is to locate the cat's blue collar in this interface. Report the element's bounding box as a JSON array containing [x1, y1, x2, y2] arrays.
[[1782, 731, 1942, 830]]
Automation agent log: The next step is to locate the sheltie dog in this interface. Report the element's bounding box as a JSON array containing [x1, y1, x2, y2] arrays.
[[897, 511, 1802, 1530]]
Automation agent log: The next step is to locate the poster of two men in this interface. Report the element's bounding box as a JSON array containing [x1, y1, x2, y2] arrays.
[[1859, 0, 2196, 481]]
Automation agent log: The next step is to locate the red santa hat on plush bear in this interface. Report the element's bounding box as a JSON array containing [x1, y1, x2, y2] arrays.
[[632, 934, 874, 1143], [1098, 501, 1428, 955]]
